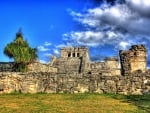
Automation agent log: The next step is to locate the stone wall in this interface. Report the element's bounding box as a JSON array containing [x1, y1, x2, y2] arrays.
[[129, 45, 147, 73], [28, 62, 57, 73], [53, 58, 82, 74], [120, 45, 147, 75], [0, 71, 149, 95], [0, 45, 149, 95], [90, 57, 120, 76]]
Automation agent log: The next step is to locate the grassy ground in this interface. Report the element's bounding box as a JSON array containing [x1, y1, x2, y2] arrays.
[[0, 93, 149, 113]]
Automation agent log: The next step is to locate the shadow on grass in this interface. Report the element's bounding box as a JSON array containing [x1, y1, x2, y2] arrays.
[[125, 95, 150, 113], [109, 94, 150, 113]]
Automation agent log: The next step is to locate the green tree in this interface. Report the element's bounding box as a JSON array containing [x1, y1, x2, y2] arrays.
[[4, 30, 37, 72]]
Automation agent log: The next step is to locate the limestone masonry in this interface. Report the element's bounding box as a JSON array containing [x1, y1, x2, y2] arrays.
[[120, 45, 147, 75], [0, 44, 150, 94], [33, 46, 121, 76]]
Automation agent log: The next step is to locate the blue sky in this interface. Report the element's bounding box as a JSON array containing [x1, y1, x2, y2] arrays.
[[0, 0, 99, 62], [0, 0, 150, 66]]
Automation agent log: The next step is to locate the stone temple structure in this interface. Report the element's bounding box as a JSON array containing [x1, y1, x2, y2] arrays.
[[27, 44, 147, 76], [49, 46, 120, 76], [0, 45, 147, 76], [51, 46, 91, 74], [0, 44, 150, 94], [119, 45, 147, 75]]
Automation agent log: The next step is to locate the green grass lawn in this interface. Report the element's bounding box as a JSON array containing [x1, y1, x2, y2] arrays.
[[0, 93, 149, 113]]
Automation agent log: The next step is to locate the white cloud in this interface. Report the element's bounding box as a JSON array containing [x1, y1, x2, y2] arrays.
[[64, 30, 124, 47], [39, 59, 48, 64], [69, 10, 82, 17], [56, 44, 67, 48], [126, 0, 150, 18], [38, 46, 50, 52], [119, 41, 131, 50], [53, 49, 59, 55], [44, 41, 52, 46], [55, 41, 75, 48], [38, 41, 51, 52], [63, 0, 150, 52], [126, 0, 150, 10], [44, 53, 52, 57], [70, 31, 105, 47]]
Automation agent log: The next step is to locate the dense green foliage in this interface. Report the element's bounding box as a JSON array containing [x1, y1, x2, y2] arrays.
[[4, 30, 37, 72]]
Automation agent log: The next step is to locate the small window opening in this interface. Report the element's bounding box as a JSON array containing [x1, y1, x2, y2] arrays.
[[88, 71, 91, 74], [68, 53, 71, 57], [134, 52, 137, 56], [73, 53, 75, 57], [77, 53, 80, 57]]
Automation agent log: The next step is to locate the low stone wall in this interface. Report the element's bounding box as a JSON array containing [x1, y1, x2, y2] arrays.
[[28, 62, 57, 73], [0, 72, 150, 95]]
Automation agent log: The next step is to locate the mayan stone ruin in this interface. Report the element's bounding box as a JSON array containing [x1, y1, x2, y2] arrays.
[[119, 45, 147, 75], [0, 44, 150, 95]]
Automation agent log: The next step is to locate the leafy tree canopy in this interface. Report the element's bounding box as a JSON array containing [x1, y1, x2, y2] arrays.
[[4, 30, 38, 72]]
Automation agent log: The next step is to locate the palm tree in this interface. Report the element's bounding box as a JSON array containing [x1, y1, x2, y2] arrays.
[[4, 30, 37, 72]]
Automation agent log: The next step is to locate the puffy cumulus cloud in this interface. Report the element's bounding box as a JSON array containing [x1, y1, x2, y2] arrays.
[[39, 59, 48, 64], [53, 49, 60, 55], [118, 41, 131, 50], [64, 0, 150, 52], [69, 31, 105, 46], [38, 41, 52, 52], [43, 53, 52, 57], [44, 41, 51, 46], [37, 46, 50, 52], [71, 2, 150, 36], [126, 0, 150, 17], [64, 30, 123, 47], [37, 41, 52, 64], [55, 42, 74, 48]]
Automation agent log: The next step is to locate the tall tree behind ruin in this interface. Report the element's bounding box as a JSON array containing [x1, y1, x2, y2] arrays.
[[4, 29, 38, 72]]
